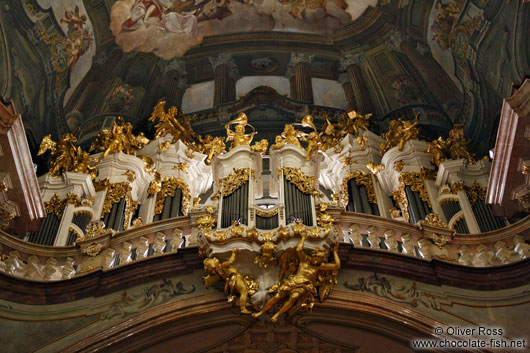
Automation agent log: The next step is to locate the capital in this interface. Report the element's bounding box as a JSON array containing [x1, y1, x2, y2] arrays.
[[289, 52, 314, 66], [339, 53, 366, 70], [159, 58, 187, 76], [209, 54, 235, 70], [385, 29, 404, 52]]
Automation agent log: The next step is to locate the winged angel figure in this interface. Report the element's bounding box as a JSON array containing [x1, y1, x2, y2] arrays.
[[38, 134, 97, 177], [252, 233, 340, 322]]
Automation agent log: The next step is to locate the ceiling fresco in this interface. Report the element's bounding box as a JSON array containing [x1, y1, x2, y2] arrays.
[[36, 0, 95, 103], [109, 0, 378, 59]]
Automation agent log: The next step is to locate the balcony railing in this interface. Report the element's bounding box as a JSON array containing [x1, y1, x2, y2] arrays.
[[0, 210, 528, 282]]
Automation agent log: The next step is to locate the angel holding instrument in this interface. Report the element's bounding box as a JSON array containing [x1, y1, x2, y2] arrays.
[[225, 112, 255, 150]]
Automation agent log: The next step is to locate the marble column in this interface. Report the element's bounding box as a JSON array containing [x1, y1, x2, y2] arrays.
[[285, 66, 298, 100], [289, 53, 314, 103], [340, 53, 374, 114], [385, 29, 463, 111], [338, 72, 355, 109], [209, 54, 238, 107]]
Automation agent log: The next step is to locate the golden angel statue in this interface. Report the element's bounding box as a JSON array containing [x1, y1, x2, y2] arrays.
[[225, 113, 255, 150], [203, 248, 258, 314], [38, 133, 97, 177], [148, 101, 196, 144], [343, 109, 371, 136], [447, 124, 475, 163], [197, 135, 226, 165], [252, 234, 340, 322], [90, 117, 149, 159], [380, 116, 420, 155]]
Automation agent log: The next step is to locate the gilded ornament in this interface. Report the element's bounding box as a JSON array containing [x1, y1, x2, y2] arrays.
[[282, 167, 315, 194], [66, 193, 81, 206], [83, 243, 105, 257], [38, 134, 98, 177], [0, 207, 15, 222], [220, 168, 250, 197], [422, 213, 448, 228], [131, 217, 144, 228], [344, 110, 371, 136], [431, 233, 448, 249], [425, 125, 475, 167], [439, 184, 452, 195], [154, 176, 191, 216], [451, 181, 465, 193], [252, 236, 340, 322], [203, 249, 258, 314], [341, 171, 377, 205], [367, 162, 385, 174], [123, 170, 136, 182], [101, 182, 131, 215], [342, 157, 355, 166], [356, 136, 368, 150], [159, 141, 171, 152], [465, 180, 486, 206], [225, 113, 255, 150], [90, 117, 150, 159], [82, 220, 109, 240], [45, 194, 66, 218], [0, 182, 7, 192], [256, 208, 279, 218], [522, 162, 530, 175], [380, 116, 420, 155], [93, 178, 110, 192], [393, 160, 405, 172], [399, 172, 432, 207], [392, 185, 410, 222], [275, 124, 302, 149], [255, 241, 278, 268], [251, 139, 269, 155], [173, 163, 188, 172], [149, 101, 197, 144], [196, 213, 217, 231]]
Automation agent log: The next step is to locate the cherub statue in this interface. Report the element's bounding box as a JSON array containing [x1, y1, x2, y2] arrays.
[[380, 116, 420, 155], [302, 131, 321, 161], [149, 101, 196, 144], [271, 135, 286, 150], [426, 137, 448, 167], [203, 249, 258, 314], [225, 113, 255, 150], [447, 124, 475, 163], [343, 110, 371, 136], [251, 139, 269, 155], [197, 135, 226, 164], [38, 134, 97, 177], [252, 234, 340, 322], [90, 117, 149, 159], [279, 124, 302, 148]]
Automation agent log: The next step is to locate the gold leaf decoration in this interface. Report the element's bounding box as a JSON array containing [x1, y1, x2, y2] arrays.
[[282, 167, 314, 194], [154, 176, 191, 216], [45, 194, 66, 218], [221, 168, 250, 197], [341, 171, 377, 205]]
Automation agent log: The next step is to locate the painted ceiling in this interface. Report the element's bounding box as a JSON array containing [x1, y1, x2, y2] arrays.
[[0, 0, 528, 169]]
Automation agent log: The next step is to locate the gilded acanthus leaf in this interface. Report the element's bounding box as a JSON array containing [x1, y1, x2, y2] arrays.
[[221, 168, 250, 197], [282, 167, 314, 194]]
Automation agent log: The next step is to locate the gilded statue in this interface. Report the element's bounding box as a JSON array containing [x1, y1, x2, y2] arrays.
[[203, 249, 259, 314], [343, 110, 371, 136], [252, 234, 340, 322], [425, 125, 475, 167], [149, 101, 196, 144], [447, 124, 475, 163], [196, 135, 226, 164], [225, 113, 255, 150], [380, 116, 420, 155], [251, 139, 269, 155], [279, 124, 302, 148], [38, 134, 97, 177], [302, 131, 321, 161], [90, 117, 149, 159]]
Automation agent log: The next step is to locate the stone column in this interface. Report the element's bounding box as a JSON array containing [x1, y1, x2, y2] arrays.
[[159, 59, 187, 110], [209, 54, 238, 107], [340, 53, 374, 114], [338, 72, 355, 109], [289, 53, 314, 103], [385, 29, 463, 111], [285, 66, 298, 100]]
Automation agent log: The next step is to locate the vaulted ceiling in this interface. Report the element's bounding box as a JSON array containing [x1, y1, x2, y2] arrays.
[[0, 0, 528, 166]]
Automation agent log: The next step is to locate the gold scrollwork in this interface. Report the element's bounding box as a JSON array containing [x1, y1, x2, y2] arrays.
[[101, 182, 131, 215], [399, 172, 432, 207], [392, 184, 410, 222], [93, 178, 110, 192], [465, 180, 486, 206], [282, 167, 315, 195], [341, 171, 377, 206], [45, 194, 66, 218], [255, 208, 279, 218], [154, 176, 191, 216], [451, 181, 465, 193], [422, 213, 448, 228], [220, 168, 250, 197]]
